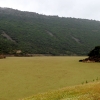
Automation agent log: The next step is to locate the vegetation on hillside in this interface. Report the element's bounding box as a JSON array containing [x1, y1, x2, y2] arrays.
[[0, 7, 100, 55]]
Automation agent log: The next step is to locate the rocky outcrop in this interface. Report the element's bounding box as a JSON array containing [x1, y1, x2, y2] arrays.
[[79, 57, 100, 62], [1, 31, 16, 43]]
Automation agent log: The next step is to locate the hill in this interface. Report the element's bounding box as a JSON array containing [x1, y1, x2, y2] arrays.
[[21, 81, 100, 100], [0, 7, 100, 55]]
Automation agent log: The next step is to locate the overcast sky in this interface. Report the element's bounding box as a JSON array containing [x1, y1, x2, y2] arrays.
[[0, 0, 100, 21]]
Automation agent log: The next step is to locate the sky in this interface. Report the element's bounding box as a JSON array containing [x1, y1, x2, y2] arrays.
[[0, 0, 100, 21]]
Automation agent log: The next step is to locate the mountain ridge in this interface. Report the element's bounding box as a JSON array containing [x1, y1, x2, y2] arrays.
[[0, 7, 100, 55]]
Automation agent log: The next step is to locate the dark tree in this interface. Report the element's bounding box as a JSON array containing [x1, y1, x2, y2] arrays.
[[88, 46, 100, 57], [79, 46, 100, 62]]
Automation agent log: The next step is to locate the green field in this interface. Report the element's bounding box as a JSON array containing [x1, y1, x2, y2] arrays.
[[0, 56, 100, 100]]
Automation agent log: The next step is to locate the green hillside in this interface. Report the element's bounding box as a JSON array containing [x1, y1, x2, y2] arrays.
[[0, 7, 100, 55]]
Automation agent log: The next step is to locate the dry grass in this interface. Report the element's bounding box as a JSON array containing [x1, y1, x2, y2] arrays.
[[21, 81, 100, 100]]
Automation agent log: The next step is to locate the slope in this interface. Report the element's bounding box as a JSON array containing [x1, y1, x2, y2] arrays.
[[0, 7, 100, 55], [21, 81, 100, 100]]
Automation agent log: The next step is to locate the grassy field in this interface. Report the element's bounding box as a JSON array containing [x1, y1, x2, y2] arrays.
[[0, 56, 100, 100]]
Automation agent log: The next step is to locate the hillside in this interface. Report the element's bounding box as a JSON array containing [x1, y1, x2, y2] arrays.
[[0, 7, 100, 55], [21, 81, 100, 100]]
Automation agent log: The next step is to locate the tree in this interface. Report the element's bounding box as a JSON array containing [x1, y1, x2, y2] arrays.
[[88, 46, 100, 57], [79, 46, 100, 62]]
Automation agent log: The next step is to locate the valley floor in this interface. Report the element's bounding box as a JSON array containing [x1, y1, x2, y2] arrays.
[[0, 56, 100, 100]]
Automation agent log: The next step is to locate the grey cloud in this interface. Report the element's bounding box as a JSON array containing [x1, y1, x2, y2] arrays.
[[0, 0, 100, 21]]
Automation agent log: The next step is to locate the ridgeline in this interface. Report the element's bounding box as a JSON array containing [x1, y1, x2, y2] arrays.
[[0, 7, 100, 56]]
